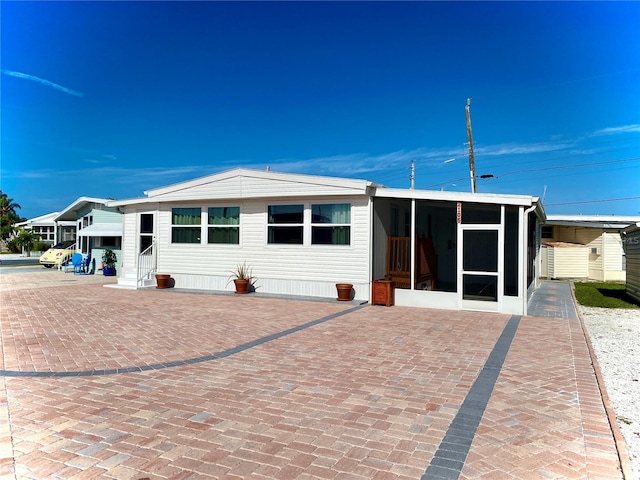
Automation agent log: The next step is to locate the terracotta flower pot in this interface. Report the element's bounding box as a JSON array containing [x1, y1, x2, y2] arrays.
[[234, 278, 250, 294], [155, 274, 171, 289], [336, 283, 353, 301]]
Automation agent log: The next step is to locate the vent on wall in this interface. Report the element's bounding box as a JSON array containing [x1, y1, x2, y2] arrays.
[[591, 247, 600, 255]]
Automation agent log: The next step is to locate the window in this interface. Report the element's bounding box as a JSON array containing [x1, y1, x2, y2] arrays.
[[541, 226, 554, 239], [462, 203, 501, 224], [268, 204, 304, 244], [311, 203, 350, 245], [172, 207, 201, 244], [208, 207, 240, 244], [99, 236, 120, 248], [140, 214, 154, 234]]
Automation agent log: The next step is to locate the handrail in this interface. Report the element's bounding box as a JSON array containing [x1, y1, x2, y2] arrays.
[[137, 242, 156, 287], [58, 243, 77, 270]]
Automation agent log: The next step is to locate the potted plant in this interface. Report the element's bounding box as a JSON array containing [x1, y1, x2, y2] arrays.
[[102, 249, 118, 276], [336, 283, 353, 301], [227, 262, 255, 294], [155, 273, 172, 289]]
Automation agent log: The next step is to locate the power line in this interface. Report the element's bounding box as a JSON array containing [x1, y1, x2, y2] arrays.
[[545, 196, 640, 206], [421, 156, 640, 189], [494, 157, 640, 179]]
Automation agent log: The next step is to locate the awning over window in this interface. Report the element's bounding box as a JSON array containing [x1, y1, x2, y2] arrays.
[[77, 223, 123, 237]]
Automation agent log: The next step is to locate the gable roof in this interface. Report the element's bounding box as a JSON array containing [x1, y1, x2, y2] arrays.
[[15, 211, 60, 227], [55, 197, 113, 222], [110, 168, 378, 206]]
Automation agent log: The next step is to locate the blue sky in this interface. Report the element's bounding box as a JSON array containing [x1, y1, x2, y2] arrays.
[[2, 1, 639, 220]]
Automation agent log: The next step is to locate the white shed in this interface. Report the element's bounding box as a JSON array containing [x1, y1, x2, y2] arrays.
[[541, 242, 589, 279], [542, 215, 640, 281]]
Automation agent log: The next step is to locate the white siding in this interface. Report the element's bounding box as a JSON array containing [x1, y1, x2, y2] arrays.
[[547, 246, 589, 278], [585, 231, 604, 280], [603, 231, 626, 281], [541, 245, 549, 277], [546, 226, 627, 281], [119, 206, 157, 280], [118, 209, 137, 280], [155, 196, 372, 300]]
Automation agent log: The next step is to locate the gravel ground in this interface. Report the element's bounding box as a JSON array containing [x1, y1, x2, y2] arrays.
[[580, 305, 640, 480]]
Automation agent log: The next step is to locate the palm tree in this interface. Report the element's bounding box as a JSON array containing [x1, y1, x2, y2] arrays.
[[0, 191, 23, 241], [15, 229, 39, 257]]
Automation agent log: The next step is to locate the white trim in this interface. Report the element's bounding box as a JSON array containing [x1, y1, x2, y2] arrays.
[[77, 223, 123, 237], [264, 201, 354, 248], [374, 187, 538, 206], [457, 207, 505, 312]]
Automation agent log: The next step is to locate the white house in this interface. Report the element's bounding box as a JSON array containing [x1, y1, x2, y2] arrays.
[[54, 197, 124, 270], [541, 215, 640, 281], [15, 212, 59, 247], [108, 168, 545, 315]]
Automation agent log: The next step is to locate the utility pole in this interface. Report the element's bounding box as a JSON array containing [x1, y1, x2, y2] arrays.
[[465, 98, 477, 193], [410, 159, 415, 189]]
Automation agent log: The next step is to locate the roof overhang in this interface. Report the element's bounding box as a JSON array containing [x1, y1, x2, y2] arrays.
[[545, 220, 635, 229], [373, 187, 545, 222], [77, 223, 123, 237], [621, 222, 640, 235], [55, 197, 112, 222], [373, 187, 541, 206], [15, 212, 60, 227], [545, 214, 640, 230]]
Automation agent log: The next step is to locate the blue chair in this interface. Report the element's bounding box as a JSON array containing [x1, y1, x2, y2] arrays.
[[71, 253, 85, 275], [82, 253, 92, 274]]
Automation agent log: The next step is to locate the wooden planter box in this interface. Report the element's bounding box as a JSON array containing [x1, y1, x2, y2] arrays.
[[372, 280, 394, 307]]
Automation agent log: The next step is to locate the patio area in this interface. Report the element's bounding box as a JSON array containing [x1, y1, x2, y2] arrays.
[[0, 268, 627, 479]]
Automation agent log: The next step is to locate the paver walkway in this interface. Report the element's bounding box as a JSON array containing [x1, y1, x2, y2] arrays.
[[0, 269, 627, 479]]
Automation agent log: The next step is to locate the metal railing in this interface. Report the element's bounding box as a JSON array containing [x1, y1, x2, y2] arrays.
[[137, 242, 156, 287], [58, 243, 77, 270]]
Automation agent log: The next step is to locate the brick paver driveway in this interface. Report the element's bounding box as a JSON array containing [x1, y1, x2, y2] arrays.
[[0, 268, 625, 479]]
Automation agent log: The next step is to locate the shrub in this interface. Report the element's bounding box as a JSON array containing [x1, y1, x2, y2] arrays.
[[6, 238, 20, 253]]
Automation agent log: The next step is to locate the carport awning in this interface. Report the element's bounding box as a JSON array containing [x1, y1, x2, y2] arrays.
[[77, 223, 123, 237]]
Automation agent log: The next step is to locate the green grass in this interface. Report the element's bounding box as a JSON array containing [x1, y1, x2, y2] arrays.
[[573, 282, 639, 309]]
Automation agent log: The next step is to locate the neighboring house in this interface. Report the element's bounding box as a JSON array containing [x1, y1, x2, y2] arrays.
[[541, 215, 640, 281], [621, 222, 640, 304], [14, 212, 59, 247], [54, 197, 124, 271], [109, 168, 545, 315]]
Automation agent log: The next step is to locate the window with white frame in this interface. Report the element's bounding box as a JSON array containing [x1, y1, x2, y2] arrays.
[[311, 203, 351, 245], [208, 207, 240, 244], [268, 204, 304, 244], [98, 236, 120, 248], [172, 207, 201, 244]]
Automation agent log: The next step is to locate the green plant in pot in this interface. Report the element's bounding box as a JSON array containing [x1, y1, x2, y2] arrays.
[[102, 249, 118, 276], [227, 262, 255, 294]]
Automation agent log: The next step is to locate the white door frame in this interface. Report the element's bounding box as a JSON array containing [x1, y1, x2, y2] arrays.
[[458, 207, 504, 312]]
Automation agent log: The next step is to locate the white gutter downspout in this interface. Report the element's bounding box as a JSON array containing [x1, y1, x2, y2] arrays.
[[522, 203, 538, 316]]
